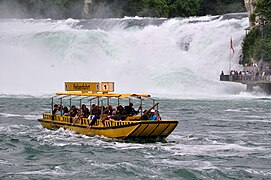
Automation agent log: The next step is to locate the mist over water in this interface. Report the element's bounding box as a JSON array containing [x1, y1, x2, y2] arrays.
[[0, 15, 248, 98]]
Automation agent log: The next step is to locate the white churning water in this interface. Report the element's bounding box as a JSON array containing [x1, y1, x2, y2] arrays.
[[0, 15, 248, 98]]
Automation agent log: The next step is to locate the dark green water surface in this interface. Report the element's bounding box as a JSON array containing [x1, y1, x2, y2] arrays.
[[0, 97, 270, 179]]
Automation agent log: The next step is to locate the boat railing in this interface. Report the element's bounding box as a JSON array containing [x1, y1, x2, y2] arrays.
[[42, 114, 137, 127], [125, 116, 141, 121], [43, 114, 52, 120], [43, 114, 72, 123]]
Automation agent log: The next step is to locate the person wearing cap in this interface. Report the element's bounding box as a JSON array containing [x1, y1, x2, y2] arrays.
[[148, 109, 157, 120]]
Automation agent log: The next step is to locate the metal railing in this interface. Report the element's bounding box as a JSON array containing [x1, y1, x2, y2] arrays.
[[220, 75, 271, 82]]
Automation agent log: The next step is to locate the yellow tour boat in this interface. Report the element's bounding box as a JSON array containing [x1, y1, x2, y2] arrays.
[[38, 82, 178, 140]]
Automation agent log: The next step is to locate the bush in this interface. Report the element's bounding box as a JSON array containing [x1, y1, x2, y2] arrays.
[[242, 24, 271, 64], [242, 28, 261, 64], [169, 0, 200, 17]]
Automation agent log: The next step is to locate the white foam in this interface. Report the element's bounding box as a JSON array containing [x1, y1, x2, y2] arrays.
[[0, 113, 21, 117], [0, 113, 42, 121], [0, 17, 249, 99], [162, 143, 265, 157], [16, 166, 74, 176]]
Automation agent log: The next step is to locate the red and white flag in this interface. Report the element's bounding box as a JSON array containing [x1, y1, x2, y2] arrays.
[[230, 37, 234, 54]]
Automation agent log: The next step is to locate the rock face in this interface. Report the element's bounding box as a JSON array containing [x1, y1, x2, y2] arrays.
[[244, 0, 256, 28], [244, 0, 255, 15], [82, 0, 92, 18]]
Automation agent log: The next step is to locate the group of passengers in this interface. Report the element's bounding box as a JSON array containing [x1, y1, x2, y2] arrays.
[[52, 103, 161, 127]]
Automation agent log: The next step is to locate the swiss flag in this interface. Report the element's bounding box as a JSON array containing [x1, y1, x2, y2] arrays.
[[230, 37, 235, 54]]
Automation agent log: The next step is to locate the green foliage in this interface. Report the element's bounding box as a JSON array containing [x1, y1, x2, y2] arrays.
[[259, 25, 271, 62], [241, 0, 271, 64], [249, 13, 256, 24], [255, 0, 271, 22], [199, 0, 245, 16], [169, 0, 200, 17], [122, 0, 168, 17], [254, 38, 271, 62], [242, 25, 271, 64], [122, 0, 148, 17], [199, 0, 223, 15], [242, 28, 261, 64], [221, 2, 246, 13], [148, 0, 168, 17], [0, 0, 248, 19]]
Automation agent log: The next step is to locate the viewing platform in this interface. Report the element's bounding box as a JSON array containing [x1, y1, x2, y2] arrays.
[[220, 74, 271, 94]]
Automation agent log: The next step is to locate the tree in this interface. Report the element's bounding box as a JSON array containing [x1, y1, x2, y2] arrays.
[[123, 0, 168, 17], [242, 28, 260, 64], [148, 0, 168, 17], [122, 0, 148, 17], [198, 0, 223, 15], [242, 21, 271, 64], [169, 0, 200, 17], [255, 0, 271, 22]]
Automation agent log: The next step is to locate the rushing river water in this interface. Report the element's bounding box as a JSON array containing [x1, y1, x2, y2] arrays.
[[0, 14, 270, 179], [0, 96, 271, 179]]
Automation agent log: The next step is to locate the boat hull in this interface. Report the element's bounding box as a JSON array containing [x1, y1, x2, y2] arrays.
[[38, 114, 178, 139]]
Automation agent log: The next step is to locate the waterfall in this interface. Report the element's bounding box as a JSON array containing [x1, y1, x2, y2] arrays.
[[0, 15, 248, 97]]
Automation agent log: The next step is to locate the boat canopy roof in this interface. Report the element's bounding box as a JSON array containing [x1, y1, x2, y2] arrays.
[[56, 82, 151, 99], [55, 91, 151, 98]]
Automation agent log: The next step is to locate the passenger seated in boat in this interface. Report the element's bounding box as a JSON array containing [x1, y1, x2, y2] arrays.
[[81, 104, 90, 118], [90, 104, 96, 114], [137, 105, 142, 114], [58, 104, 64, 115], [52, 104, 59, 115], [72, 109, 84, 125], [52, 104, 60, 120], [109, 111, 119, 120], [117, 105, 124, 114], [116, 105, 127, 120], [63, 106, 69, 116], [103, 105, 112, 115], [92, 105, 101, 115], [156, 110, 161, 120], [148, 109, 157, 120], [70, 105, 78, 117], [125, 103, 138, 116], [141, 110, 149, 120], [102, 110, 110, 120], [87, 111, 100, 129]]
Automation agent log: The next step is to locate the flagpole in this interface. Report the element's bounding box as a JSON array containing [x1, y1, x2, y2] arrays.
[[229, 37, 232, 74], [229, 36, 234, 74], [229, 48, 231, 74]]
